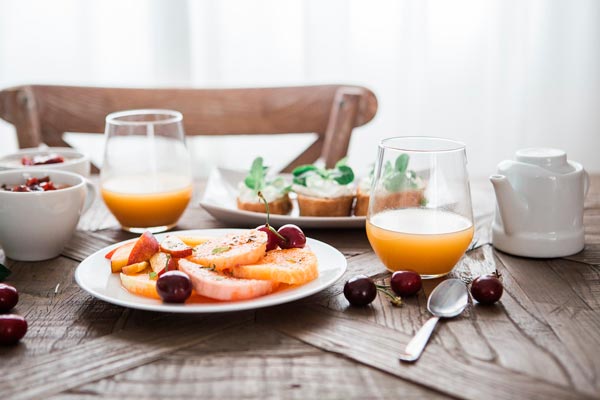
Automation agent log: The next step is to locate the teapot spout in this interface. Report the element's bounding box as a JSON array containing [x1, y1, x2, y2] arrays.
[[489, 174, 528, 235]]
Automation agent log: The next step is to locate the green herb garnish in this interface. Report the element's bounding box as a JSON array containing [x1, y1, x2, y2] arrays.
[[244, 157, 268, 191], [383, 154, 420, 192], [292, 158, 355, 186], [149, 271, 158, 280], [211, 246, 230, 255], [0, 263, 11, 281]]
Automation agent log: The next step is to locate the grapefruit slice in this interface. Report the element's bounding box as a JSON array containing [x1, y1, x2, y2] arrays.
[[189, 230, 267, 271], [179, 259, 277, 301]]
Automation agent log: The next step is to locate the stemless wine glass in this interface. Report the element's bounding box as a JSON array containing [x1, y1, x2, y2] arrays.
[[366, 137, 474, 279], [101, 109, 193, 233]]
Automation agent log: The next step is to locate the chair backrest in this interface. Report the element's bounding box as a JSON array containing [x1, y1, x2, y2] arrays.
[[0, 85, 377, 172]]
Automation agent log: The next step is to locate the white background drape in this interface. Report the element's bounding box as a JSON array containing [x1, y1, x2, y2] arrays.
[[1, 0, 599, 177]]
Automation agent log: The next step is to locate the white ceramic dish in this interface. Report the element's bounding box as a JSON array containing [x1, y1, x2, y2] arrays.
[[0, 169, 96, 261], [199, 168, 366, 229], [75, 229, 347, 313], [0, 146, 91, 177]]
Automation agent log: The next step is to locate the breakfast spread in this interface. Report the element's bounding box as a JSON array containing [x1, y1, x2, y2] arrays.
[[237, 157, 292, 215], [108, 227, 318, 303], [1, 175, 69, 192]]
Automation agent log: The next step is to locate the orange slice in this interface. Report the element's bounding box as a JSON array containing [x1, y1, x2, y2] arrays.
[[232, 247, 318, 285]]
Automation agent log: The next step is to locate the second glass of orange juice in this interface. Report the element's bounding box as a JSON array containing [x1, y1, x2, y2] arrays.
[[101, 110, 193, 233], [366, 137, 474, 279]]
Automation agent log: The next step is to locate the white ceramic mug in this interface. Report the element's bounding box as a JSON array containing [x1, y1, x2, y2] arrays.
[[0, 170, 96, 261]]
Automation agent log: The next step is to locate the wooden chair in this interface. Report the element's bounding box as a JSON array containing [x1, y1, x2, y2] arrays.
[[0, 85, 377, 172]]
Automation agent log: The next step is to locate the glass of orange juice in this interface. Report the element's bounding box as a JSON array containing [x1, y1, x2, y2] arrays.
[[366, 137, 474, 279], [100, 109, 193, 233]]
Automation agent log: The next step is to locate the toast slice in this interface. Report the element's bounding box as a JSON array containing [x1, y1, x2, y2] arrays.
[[296, 194, 354, 217], [237, 194, 292, 215]]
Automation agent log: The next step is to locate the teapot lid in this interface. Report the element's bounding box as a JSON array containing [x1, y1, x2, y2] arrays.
[[515, 148, 574, 173]]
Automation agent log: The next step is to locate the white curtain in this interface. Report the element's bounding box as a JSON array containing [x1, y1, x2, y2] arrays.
[[1, 0, 599, 177]]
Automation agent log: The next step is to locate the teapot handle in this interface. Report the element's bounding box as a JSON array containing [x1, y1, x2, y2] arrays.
[[583, 169, 590, 198]]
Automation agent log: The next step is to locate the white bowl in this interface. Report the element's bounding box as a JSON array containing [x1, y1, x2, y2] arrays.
[[0, 147, 91, 177], [0, 169, 96, 261]]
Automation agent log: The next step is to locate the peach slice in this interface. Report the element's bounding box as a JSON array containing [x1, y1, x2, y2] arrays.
[[121, 261, 149, 275], [119, 272, 159, 299], [110, 242, 136, 273], [127, 231, 159, 265], [149, 252, 179, 274], [176, 236, 209, 247], [160, 235, 193, 258]]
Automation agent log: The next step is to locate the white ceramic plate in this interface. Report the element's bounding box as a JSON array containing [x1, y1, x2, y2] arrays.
[[199, 168, 366, 229], [75, 229, 347, 313]]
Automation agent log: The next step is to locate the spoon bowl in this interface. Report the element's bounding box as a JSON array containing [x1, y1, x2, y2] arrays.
[[399, 279, 469, 362]]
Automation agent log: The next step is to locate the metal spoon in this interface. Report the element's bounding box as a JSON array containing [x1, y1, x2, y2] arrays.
[[399, 278, 469, 362]]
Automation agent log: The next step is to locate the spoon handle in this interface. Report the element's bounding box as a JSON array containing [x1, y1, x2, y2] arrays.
[[399, 316, 440, 362]]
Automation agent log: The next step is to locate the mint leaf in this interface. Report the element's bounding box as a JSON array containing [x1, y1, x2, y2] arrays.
[[149, 271, 158, 280], [0, 263, 11, 281], [335, 157, 348, 168], [384, 171, 408, 192], [244, 157, 266, 191], [333, 165, 354, 185], [211, 246, 230, 255], [395, 154, 409, 173], [292, 164, 319, 176]]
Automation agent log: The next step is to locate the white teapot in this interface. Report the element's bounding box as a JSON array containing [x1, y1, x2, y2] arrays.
[[490, 148, 589, 258]]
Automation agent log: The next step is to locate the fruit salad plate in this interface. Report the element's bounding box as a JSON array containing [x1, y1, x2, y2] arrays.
[[199, 167, 366, 229], [75, 229, 347, 313]]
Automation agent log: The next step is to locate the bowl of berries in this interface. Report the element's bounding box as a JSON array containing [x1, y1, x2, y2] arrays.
[[0, 146, 90, 177], [0, 169, 96, 261]]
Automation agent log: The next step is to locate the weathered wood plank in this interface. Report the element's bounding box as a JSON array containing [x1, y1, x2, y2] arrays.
[[258, 304, 591, 400], [0, 313, 252, 400], [51, 324, 449, 400]]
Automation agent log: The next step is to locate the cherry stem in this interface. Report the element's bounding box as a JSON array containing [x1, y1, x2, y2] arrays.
[[257, 191, 287, 243], [375, 284, 403, 307]]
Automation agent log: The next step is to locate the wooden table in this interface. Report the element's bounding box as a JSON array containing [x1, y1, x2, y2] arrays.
[[1, 176, 599, 400]]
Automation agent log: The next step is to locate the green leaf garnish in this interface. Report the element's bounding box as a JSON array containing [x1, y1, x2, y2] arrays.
[[395, 154, 409, 173], [0, 263, 11, 281], [332, 165, 354, 185], [149, 271, 158, 280], [211, 246, 230, 255], [244, 157, 267, 191], [291, 159, 354, 187]]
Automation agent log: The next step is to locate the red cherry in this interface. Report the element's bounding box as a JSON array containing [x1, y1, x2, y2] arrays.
[[0, 314, 27, 345], [471, 275, 503, 305], [277, 224, 306, 249], [256, 224, 280, 251], [0, 284, 18, 312], [390, 271, 422, 297]]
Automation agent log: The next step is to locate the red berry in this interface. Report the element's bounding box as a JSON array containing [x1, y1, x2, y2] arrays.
[[0, 284, 18, 312], [390, 271, 422, 297], [256, 224, 279, 251], [156, 271, 192, 303], [277, 224, 306, 249], [471, 275, 503, 305], [0, 314, 27, 345], [344, 275, 377, 306]]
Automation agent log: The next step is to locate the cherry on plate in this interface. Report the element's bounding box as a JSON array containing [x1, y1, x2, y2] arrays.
[[256, 224, 280, 251], [344, 275, 377, 306], [0, 283, 18, 312], [390, 271, 422, 297], [156, 271, 192, 303], [277, 224, 306, 249], [470, 275, 503, 305], [0, 314, 27, 345]]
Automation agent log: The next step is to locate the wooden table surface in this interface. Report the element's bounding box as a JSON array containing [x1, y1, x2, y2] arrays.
[[1, 176, 599, 400]]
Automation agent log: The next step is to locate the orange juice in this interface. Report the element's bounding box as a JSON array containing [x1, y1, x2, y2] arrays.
[[366, 208, 474, 278], [101, 174, 192, 230]]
